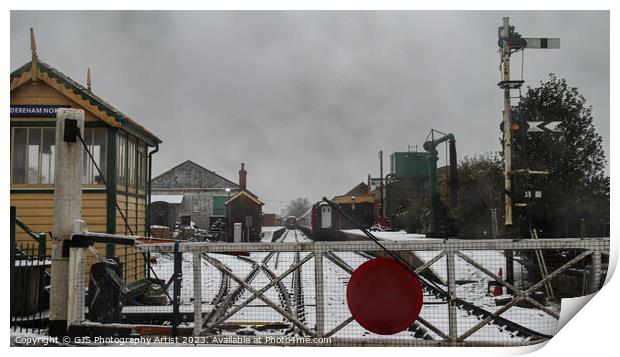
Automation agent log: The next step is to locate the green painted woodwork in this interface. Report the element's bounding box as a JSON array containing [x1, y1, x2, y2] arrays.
[[105, 127, 117, 258], [213, 196, 228, 216]]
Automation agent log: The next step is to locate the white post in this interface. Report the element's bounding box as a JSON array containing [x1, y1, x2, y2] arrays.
[[314, 251, 325, 336], [591, 249, 602, 293], [193, 251, 203, 335], [234, 223, 242, 243], [446, 248, 458, 344], [49, 108, 84, 337], [67, 220, 88, 326]]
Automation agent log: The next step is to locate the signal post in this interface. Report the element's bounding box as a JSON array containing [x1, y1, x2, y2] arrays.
[[497, 17, 559, 284]]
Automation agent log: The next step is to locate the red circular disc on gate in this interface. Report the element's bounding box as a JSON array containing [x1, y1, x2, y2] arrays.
[[346, 258, 423, 335]]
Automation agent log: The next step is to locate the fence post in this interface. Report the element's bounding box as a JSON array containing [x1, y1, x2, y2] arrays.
[[172, 241, 182, 338], [50, 108, 84, 338], [590, 248, 602, 293], [446, 246, 458, 344], [314, 250, 325, 337], [37, 232, 47, 306], [67, 221, 88, 327], [193, 251, 203, 336], [37, 232, 46, 259]]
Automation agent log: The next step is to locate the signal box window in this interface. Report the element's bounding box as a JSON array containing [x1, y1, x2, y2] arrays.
[[11, 127, 107, 185], [11, 127, 55, 184], [82, 128, 107, 184]]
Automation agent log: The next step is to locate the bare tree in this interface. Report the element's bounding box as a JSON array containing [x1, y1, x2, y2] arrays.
[[285, 197, 311, 218]]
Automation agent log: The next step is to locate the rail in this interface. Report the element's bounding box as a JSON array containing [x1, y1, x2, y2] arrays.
[[137, 238, 607, 254]]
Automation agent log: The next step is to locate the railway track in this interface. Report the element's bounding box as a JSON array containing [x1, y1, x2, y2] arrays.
[[203, 229, 294, 328], [421, 273, 551, 340], [273, 229, 288, 270], [287, 230, 307, 336], [209, 260, 231, 306], [203, 228, 546, 341], [344, 251, 551, 341], [238, 254, 293, 318]]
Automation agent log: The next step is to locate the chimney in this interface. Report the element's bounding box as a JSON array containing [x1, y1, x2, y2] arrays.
[[239, 163, 247, 191]]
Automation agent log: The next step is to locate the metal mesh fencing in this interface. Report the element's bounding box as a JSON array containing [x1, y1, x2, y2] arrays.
[[10, 242, 50, 335], [70, 243, 172, 328], [68, 230, 608, 347]]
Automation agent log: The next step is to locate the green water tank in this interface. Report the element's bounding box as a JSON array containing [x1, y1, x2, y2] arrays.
[[390, 152, 430, 179]]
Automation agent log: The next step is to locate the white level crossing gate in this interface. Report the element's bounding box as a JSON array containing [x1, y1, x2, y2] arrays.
[[66, 228, 608, 347]]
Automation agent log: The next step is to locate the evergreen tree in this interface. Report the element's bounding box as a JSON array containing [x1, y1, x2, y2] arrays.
[[514, 74, 609, 237]]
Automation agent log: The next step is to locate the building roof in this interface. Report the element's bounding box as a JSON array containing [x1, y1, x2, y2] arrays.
[[332, 181, 375, 204], [11, 59, 161, 146], [151, 194, 184, 204], [345, 182, 369, 196], [225, 191, 264, 206], [151, 160, 239, 189], [333, 194, 376, 205]]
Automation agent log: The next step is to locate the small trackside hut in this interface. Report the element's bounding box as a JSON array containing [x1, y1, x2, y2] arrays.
[[224, 163, 264, 242]]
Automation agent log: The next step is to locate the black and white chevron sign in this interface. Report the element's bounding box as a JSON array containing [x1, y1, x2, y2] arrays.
[[527, 121, 562, 133]]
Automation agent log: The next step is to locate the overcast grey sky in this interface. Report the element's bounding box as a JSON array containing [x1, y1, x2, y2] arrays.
[[10, 11, 610, 214]]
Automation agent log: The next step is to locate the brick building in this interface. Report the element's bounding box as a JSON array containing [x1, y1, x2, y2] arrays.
[[150, 160, 239, 229], [225, 163, 263, 242]]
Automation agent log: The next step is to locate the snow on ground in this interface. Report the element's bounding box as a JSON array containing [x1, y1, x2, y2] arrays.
[[126, 228, 558, 343], [223, 229, 316, 328], [342, 229, 427, 241], [262, 226, 285, 232], [260, 226, 284, 242], [10, 228, 559, 346], [340, 230, 559, 338]]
